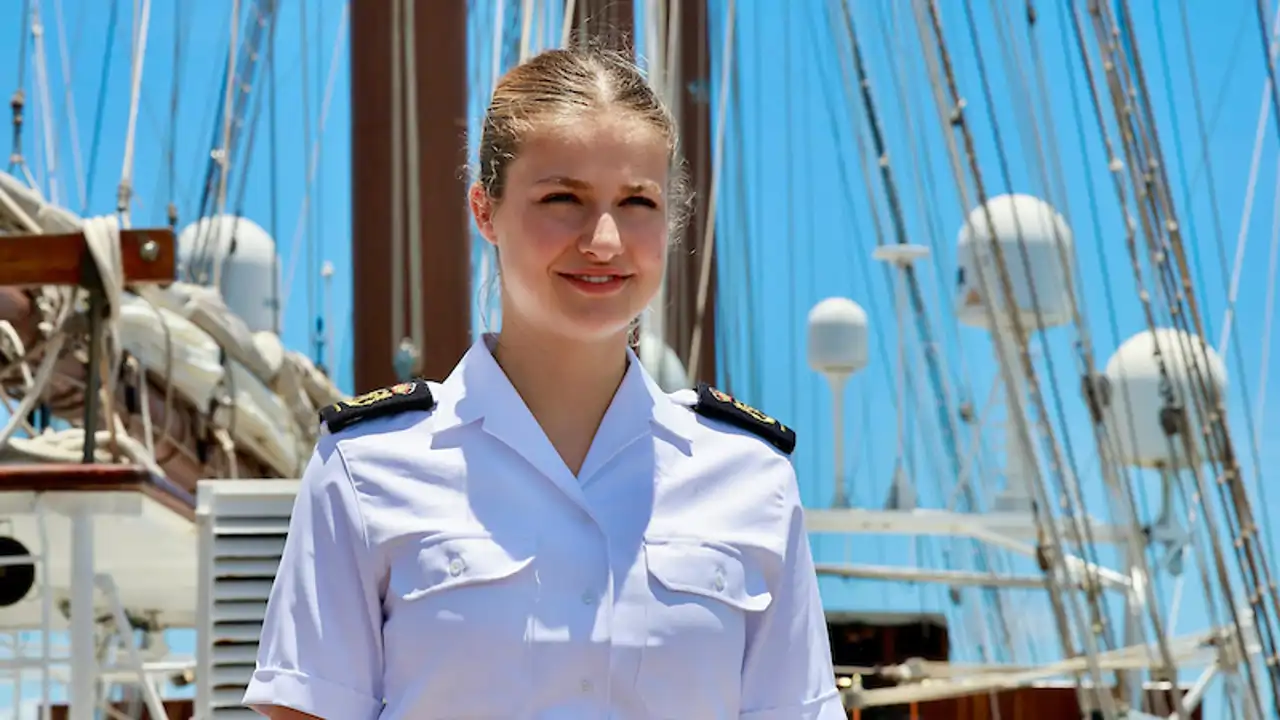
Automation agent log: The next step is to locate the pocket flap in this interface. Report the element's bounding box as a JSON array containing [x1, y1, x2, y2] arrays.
[[644, 540, 772, 612], [394, 534, 534, 601]]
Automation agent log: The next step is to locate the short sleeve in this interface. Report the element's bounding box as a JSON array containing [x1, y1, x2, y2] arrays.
[[242, 438, 385, 719], [739, 465, 845, 720]]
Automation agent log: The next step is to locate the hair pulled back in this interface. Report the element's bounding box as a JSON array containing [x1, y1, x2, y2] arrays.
[[475, 43, 690, 231]]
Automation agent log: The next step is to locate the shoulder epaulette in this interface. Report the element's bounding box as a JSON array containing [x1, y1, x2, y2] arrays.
[[691, 382, 796, 455], [318, 379, 436, 433]]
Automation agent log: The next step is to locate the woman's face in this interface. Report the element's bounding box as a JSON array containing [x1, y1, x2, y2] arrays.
[[470, 112, 670, 343]]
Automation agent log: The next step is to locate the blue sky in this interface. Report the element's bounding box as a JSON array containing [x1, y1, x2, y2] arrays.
[[1, 0, 1279, 713]]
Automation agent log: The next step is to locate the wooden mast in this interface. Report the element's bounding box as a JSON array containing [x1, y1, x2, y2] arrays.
[[576, 0, 634, 51], [350, 2, 471, 392], [667, 1, 717, 385]]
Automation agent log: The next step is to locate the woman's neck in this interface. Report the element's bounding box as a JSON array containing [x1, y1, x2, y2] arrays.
[[490, 318, 630, 474]]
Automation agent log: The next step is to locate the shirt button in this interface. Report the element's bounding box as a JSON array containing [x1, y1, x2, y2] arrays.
[[448, 558, 466, 577], [581, 590, 595, 605], [580, 679, 593, 693]]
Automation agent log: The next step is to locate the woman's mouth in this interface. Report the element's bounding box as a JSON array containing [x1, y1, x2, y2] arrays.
[[559, 273, 631, 294]]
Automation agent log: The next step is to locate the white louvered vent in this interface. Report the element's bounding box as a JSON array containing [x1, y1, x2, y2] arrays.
[[195, 479, 299, 720]]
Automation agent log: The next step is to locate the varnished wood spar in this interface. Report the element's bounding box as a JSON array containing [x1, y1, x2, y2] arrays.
[[0, 464, 196, 521], [350, 3, 470, 392], [0, 228, 176, 288]]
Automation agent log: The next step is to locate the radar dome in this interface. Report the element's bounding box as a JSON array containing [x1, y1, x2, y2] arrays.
[[177, 215, 280, 334], [807, 297, 869, 377], [637, 332, 689, 393], [956, 194, 1074, 330], [1102, 328, 1228, 469]]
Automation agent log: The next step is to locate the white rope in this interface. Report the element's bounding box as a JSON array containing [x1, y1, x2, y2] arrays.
[[118, 0, 153, 225], [82, 215, 125, 335], [0, 334, 65, 451], [30, 0, 61, 207]]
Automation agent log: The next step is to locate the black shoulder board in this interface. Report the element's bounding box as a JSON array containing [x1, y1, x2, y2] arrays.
[[318, 379, 436, 433], [692, 382, 796, 455]]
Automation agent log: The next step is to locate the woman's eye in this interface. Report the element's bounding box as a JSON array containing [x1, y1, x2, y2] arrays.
[[540, 192, 580, 204], [621, 196, 658, 209]]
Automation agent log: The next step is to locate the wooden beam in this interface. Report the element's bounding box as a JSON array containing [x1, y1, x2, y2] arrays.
[[0, 463, 196, 520], [0, 228, 176, 289]]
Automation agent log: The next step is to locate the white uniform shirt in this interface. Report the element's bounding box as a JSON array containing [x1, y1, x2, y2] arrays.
[[243, 337, 843, 719]]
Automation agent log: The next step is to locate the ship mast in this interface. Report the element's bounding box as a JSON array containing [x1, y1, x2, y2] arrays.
[[665, 0, 717, 384], [349, 1, 471, 391]]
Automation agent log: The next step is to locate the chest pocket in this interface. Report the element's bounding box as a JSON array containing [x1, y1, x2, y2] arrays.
[[382, 532, 538, 719], [636, 539, 773, 718]]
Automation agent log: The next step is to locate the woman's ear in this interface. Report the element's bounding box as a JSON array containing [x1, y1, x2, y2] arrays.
[[469, 183, 498, 246]]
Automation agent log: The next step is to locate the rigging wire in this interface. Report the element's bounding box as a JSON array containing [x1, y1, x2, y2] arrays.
[[880, 0, 1018, 669], [782, 1, 798, 419], [299, 0, 314, 360], [1203, 0, 1280, 569], [276, 2, 348, 328], [50, 0, 85, 211], [267, 0, 279, 334], [165, 0, 187, 229], [1079, 0, 1279, 711], [1257, 157, 1280, 464], [918, 1, 1127, 711], [82, 0, 119, 213], [1066, 0, 1234, 703], [8, 0, 32, 180], [833, 0, 968, 518], [1000, 0, 1158, 684], [1150, 2, 1221, 333], [1116, 1, 1280, 701]]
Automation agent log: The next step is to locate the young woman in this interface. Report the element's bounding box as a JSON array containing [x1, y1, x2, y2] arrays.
[[245, 44, 842, 720]]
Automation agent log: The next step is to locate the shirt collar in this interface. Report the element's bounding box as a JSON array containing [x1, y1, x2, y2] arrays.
[[432, 334, 697, 451]]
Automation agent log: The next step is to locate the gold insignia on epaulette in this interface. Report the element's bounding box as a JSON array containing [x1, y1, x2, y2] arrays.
[[319, 378, 436, 433], [710, 387, 787, 432], [693, 383, 797, 455]]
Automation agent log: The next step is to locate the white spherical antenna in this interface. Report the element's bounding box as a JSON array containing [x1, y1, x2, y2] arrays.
[[1102, 328, 1228, 469], [177, 214, 280, 334], [637, 332, 689, 393], [807, 297, 869, 379], [807, 297, 868, 509], [955, 194, 1075, 330]]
